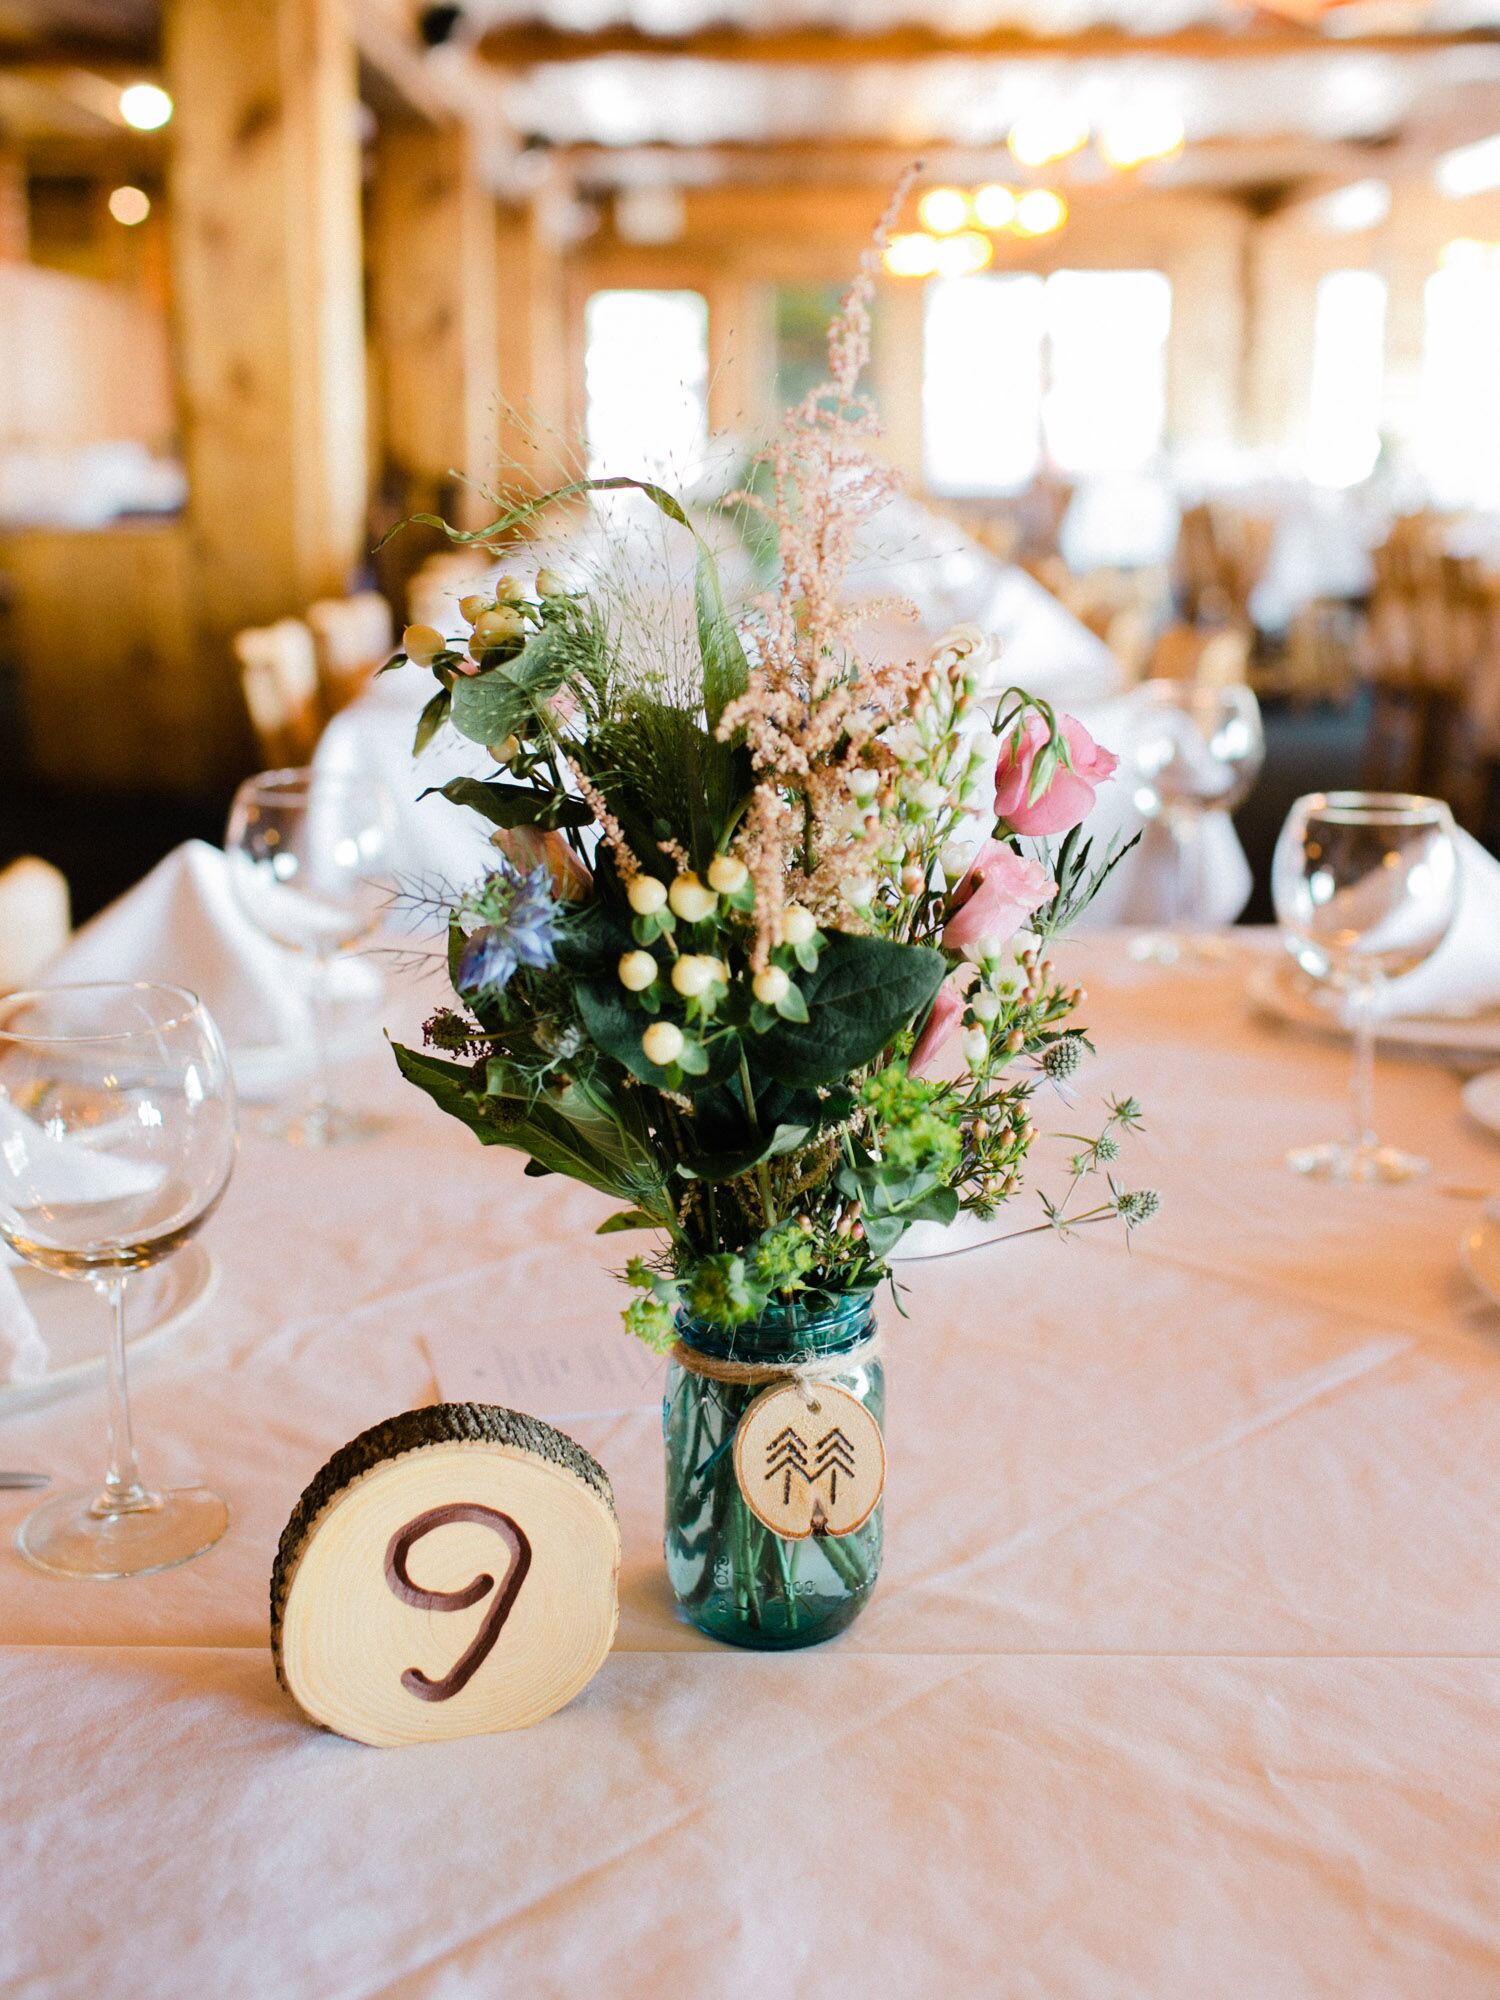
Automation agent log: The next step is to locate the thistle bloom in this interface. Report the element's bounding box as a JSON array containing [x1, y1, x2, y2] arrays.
[[943, 844, 1053, 955], [456, 863, 562, 999], [993, 714, 1118, 836]]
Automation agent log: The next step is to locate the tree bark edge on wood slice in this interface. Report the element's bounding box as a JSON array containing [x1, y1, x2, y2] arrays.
[[271, 1402, 619, 1747]]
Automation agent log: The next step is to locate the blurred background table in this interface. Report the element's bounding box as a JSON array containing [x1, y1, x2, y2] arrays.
[[5, 932, 1500, 1997]]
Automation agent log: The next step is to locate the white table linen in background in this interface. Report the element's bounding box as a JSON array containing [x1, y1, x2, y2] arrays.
[[5, 934, 1500, 1997]]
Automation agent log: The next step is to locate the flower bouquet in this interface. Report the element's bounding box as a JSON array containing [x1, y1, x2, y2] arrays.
[[386, 218, 1154, 1649]]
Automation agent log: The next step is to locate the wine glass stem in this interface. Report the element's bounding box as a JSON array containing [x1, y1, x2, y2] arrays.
[[1348, 978, 1379, 1156], [97, 1274, 150, 1515], [307, 952, 334, 1127]]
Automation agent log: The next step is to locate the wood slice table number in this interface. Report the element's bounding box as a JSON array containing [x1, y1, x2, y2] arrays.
[[732, 1382, 885, 1540], [271, 1405, 620, 1747]]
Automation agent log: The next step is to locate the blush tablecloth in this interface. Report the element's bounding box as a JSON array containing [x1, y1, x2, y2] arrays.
[[5, 934, 1500, 1999]]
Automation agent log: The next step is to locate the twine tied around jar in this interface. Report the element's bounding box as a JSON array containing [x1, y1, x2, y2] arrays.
[[669, 1331, 882, 1410]]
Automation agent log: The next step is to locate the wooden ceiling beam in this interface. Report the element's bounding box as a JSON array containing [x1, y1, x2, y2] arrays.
[[478, 20, 1498, 67]]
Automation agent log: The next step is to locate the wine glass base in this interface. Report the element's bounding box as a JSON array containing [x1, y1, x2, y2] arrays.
[[1286, 1140, 1429, 1185], [16, 1484, 229, 1579], [251, 1103, 388, 1149]]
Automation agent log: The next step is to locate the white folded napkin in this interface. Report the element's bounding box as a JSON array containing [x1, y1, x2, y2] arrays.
[[39, 840, 384, 1085], [1373, 829, 1500, 1021]]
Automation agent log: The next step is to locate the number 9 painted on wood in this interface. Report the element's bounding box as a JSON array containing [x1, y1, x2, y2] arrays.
[[272, 1405, 619, 1747]]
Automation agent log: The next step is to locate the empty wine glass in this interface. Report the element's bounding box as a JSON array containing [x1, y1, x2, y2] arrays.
[[1272, 791, 1460, 1183], [1128, 679, 1265, 963], [226, 767, 400, 1147], [0, 984, 236, 1578]]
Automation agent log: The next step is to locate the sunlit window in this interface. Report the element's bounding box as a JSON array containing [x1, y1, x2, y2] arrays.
[[1042, 271, 1171, 475], [923, 275, 1045, 494], [1418, 253, 1500, 510], [584, 290, 708, 481], [1305, 270, 1386, 488], [923, 270, 1170, 494]]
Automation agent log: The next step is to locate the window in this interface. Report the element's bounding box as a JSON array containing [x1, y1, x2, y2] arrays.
[[584, 289, 708, 481], [922, 270, 1171, 494], [1305, 270, 1387, 488], [1418, 252, 1500, 510]]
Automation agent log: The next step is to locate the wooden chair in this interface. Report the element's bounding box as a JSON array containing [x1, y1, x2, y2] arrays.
[[1149, 622, 1251, 687], [0, 856, 70, 992], [234, 618, 322, 769], [306, 592, 395, 714]]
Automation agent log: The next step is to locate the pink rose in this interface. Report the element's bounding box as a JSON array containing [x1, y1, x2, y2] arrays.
[[993, 713, 1118, 836], [909, 980, 964, 1079], [943, 843, 1053, 954]]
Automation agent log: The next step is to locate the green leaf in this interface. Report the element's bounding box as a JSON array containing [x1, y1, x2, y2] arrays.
[[675, 1119, 813, 1183], [597, 1209, 659, 1234], [449, 626, 568, 746], [422, 776, 592, 831], [754, 933, 947, 1088], [413, 686, 451, 756], [773, 981, 809, 1023], [676, 1038, 710, 1076]]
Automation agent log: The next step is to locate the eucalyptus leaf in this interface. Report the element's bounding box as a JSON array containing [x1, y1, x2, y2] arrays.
[[449, 626, 568, 746]]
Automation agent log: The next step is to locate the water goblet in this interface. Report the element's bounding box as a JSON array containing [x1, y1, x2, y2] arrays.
[[1128, 678, 1265, 963], [0, 983, 236, 1578], [1272, 790, 1460, 1183], [226, 767, 400, 1147]]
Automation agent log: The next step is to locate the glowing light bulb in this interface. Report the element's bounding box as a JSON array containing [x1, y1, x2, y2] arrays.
[[1007, 109, 1089, 169], [1013, 189, 1068, 237], [1098, 109, 1186, 170], [932, 231, 995, 277], [883, 231, 940, 278], [972, 183, 1018, 230], [119, 82, 173, 131], [918, 186, 972, 235], [108, 185, 151, 226]]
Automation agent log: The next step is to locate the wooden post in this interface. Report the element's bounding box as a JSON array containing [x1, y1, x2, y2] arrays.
[[165, 0, 368, 783], [370, 120, 500, 528], [0, 144, 28, 262], [495, 189, 576, 489]]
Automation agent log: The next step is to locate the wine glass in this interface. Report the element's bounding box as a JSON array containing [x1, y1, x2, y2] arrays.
[[1272, 791, 1460, 1183], [1128, 679, 1265, 963], [225, 767, 400, 1147], [0, 984, 236, 1578]]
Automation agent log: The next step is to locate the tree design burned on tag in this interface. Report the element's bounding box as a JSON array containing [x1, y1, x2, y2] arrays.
[[732, 1382, 885, 1539]]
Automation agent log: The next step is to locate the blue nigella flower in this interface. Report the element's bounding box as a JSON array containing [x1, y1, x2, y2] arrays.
[[456, 862, 562, 1001]]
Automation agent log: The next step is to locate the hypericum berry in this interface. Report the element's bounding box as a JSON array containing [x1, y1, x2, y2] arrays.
[[473, 606, 526, 649], [627, 875, 668, 915], [753, 966, 790, 1006], [458, 594, 491, 624], [779, 904, 816, 946], [668, 873, 716, 923], [489, 734, 520, 765], [493, 575, 526, 603], [534, 568, 566, 598], [402, 623, 445, 666], [642, 1021, 684, 1067], [671, 954, 720, 998], [618, 951, 658, 992], [707, 853, 748, 895]]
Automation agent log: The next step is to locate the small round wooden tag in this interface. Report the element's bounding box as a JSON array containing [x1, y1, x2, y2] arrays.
[[271, 1404, 619, 1747], [732, 1381, 884, 1540]]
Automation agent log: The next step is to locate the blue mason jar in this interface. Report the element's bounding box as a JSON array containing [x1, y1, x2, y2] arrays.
[[663, 1294, 883, 1649]]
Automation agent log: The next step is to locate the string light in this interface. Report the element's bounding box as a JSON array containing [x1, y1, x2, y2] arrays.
[[1007, 108, 1090, 169], [1098, 109, 1186, 170], [932, 231, 995, 277], [1014, 189, 1068, 237], [108, 185, 151, 226], [119, 83, 173, 131], [972, 183, 1018, 230], [917, 187, 972, 235], [883, 231, 940, 278]]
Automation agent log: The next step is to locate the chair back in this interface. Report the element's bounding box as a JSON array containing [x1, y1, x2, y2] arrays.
[[234, 618, 322, 767], [0, 856, 70, 992], [306, 592, 395, 713]]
